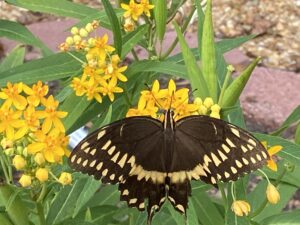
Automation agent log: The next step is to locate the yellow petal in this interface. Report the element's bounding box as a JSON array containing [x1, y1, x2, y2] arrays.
[[14, 127, 28, 140], [53, 118, 65, 133], [22, 84, 34, 95], [6, 126, 15, 140], [44, 150, 55, 163], [268, 146, 282, 156], [267, 159, 278, 171], [13, 95, 27, 110], [42, 118, 52, 134], [57, 111, 68, 118], [0, 92, 8, 99], [261, 141, 268, 149], [28, 143, 46, 154], [168, 79, 176, 95]]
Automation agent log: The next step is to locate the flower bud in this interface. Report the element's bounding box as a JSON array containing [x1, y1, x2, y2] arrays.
[[210, 112, 220, 119], [194, 97, 203, 105], [85, 23, 93, 32], [124, 18, 135, 32], [91, 20, 100, 29], [266, 184, 280, 204], [1, 138, 13, 149], [35, 168, 49, 182], [65, 37, 74, 45], [22, 147, 28, 157], [231, 200, 251, 217], [73, 35, 82, 43], [198, 105, 208, 115], [211, 104, 221, 112], [34, 153, 45, 165], [19, 174, 32, 187], [13, 155, 26, 170], [58, 172, 72, 185], [4, 148, 14, 156], [203, 97, 214, 108], [79, 28, 88, 37], [87, 38, 96, 46], [71, 26, 79, 35], [16, 146, 23, 155]]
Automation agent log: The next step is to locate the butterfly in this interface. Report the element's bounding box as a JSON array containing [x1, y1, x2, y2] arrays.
[[69, 109, 269, 223]]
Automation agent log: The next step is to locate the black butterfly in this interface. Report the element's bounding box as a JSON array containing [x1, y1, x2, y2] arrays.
[[69, 109, 269, 223]]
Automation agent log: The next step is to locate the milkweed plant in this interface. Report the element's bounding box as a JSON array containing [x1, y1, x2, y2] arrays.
[[0, 0, 299, 225]]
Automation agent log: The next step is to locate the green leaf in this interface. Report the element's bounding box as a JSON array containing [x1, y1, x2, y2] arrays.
[[173, 22, 209, 99], [0, 185, 29, 225], [102, 0, 122, 56], [46, 177, 92, 225], [72, 177, 101, 217], [85, 185, 119, 208], [254, 133, 300, 165], [121, 24, 148, 58], [260, 209, 300, 225], [0, 20, 52, 56], [272, 105, 300, 136], [6, 0, 98, 19], [90, 205, 119, 224], [0, 52, 82, 86], [91, 105, 112, 131], [216, 35, 256, 53], [221, 57, 260, 108], [0, 213, 13, 225], [186, 201, 199, 225], [201, 0, 217, 101], [195, 0, 205, 55], [154, 0, 167, 42], [248, 179, 297, 222], [0, 46, 25, 72], [60, 94, 90, 134], [296, 122, 300, 144], [191, 189, 224, 225]]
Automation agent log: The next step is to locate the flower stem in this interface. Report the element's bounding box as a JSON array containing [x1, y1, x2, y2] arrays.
[[250, 168, 287, 218], [37, 184, 47, 203], [0, 151, 10, 184], [161, 7, 196, 60]]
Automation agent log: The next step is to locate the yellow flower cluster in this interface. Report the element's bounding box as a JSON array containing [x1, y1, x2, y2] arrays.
[[60, 21, 127, 103], [121, 0, 154, 32], [126, 79, 221, 121], [261, 141, 283, 171], [0, 81, 71, 187]]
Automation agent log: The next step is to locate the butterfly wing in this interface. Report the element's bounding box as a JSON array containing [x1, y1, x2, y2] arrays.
[[69, 116, 168, 213], [171, 115, 269, 185]]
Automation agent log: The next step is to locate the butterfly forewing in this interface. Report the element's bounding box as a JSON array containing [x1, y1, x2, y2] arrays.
[[173, 115, 269, 185]]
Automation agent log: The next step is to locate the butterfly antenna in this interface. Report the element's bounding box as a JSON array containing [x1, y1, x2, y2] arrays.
[[173, 88, 198, 120], [144, 83, 163, 109]]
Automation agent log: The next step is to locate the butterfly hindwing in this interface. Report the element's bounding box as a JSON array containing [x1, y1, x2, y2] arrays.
[[173, 115, 269, 185]]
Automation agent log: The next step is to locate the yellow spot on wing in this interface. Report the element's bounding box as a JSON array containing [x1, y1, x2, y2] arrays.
[[111, 151, 120, 163], [90, 148, 97, 155], [231, 128, 240, 137], [81, 142, 89, 149], [218, 150, 228, 161], [102, 140, 111, 150], [96, 162, 103, 170], [107, 146, 116, 155], [231, 166, 237, 174], [118, 154, 128, 168], [211, 152, 221, 166], [222, 144, 231, 153], [89, 160, 96, 167], [226, 138, 236, 147], [97, 130, 106, 140]]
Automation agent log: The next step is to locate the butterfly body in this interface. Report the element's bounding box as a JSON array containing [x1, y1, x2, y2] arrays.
[[69, 110, 269, 222]]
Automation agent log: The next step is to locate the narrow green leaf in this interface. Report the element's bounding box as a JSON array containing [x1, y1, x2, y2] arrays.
[[6, 0, 98, 19], [216, 35, 256, 53], [60, 94, 90, 134], [195, 0, 205, 55], [46, 177, 90, 225], [260, 209, 300, 225], [0, 46, 25, 72], [102, 0, 122, 56], [85, 185, 119, 208], [92, 105, 112, 131], [173, 22, 209, 99], [154, 0, 167, 42], [296, 122, 300, 144], [191, 189, 224, 225], [272, 105, 300, 136], [121, 24, 148, 58], [72, 177, 101, 217], [0, 213, 13, 225], [201, 0, 217, 101], [186, 201, 198, 225], [166, 203, 185, 225], [221, 57, 260, 108], [254, 133, 300, 165], [90, 206, 119, 224], [0, 52, 82, 86], [0, 185, 29, 225], [0, 20, 52, 56]]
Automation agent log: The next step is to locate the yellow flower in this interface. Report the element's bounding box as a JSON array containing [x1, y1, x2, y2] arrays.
[[58, 172, 72, 185], [71, 77, 87, 96], [231, 200, 251, 217], [12, 155, 26, 170], [99, 80, 123, 102], [81, 65, 105, 85], [266, 183, 280, 204], [34, 152, 45, 165], [0, 105, 26, 140], [103, 55, 128, 83], [27, 129, 65, 163], [38, 95, 68, 133], [19, 174, 32, 187], [23, 106, 41, 132], [23, 81, 49, 106], [86, 34, 115, 65], [261, 141, 282, 171], [124, 17, 135, 32], [140, 0, 154, 17], [1, 138, 13, 149], [126, 97, 158, 118], [121, 0, 144, 21], [0, 82, 27, 110], [35, 168, 49, 182], [84, 82, 103, 103], [203, 97, 214, 108]]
